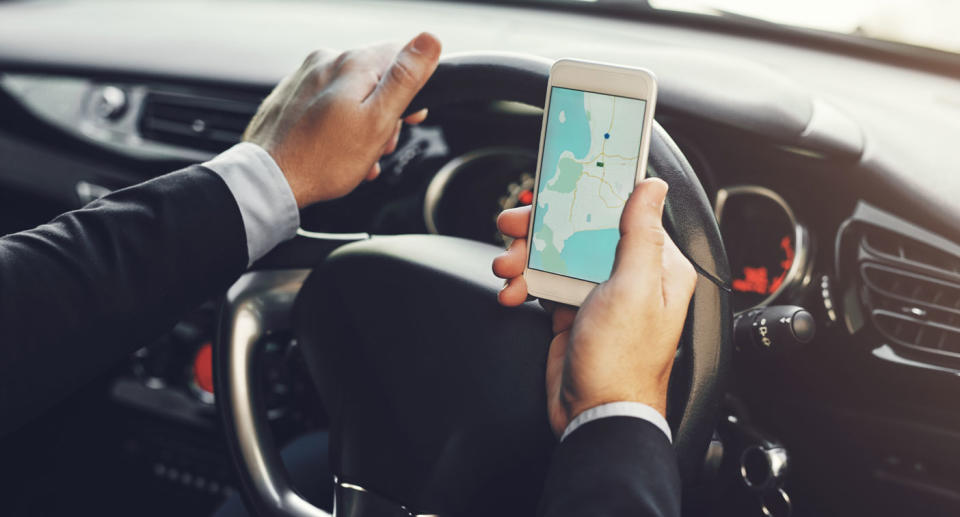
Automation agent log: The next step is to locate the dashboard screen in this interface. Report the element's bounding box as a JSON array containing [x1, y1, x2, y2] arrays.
[[529, 87, 648, 283]]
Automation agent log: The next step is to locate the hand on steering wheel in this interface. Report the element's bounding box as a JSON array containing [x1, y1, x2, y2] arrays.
[[243, 33, 441, 208], [492, 178, 697, 437]]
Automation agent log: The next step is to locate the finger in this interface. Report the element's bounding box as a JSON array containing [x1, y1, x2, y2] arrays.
[[498, 275, 529, 307], [661, 232, 698, 308], [496, 205, 532, 239], [365, 162, 381, 182], [301, 48, 339, 69], [404, 108, 429, 125], [544, 332, 568, 428], [367, 32, 442, 117], [610, 178, 668, 287], [342, 42, 398, 73], [297, 49, 339, 83], [538, 301, 578, 333], [243, 72, 296, 141], [492, 237, 528, 279], [552, 305, 577, 334], [382, 120, 403, 156], [299, 48, 360, 98], [266, 72, 297, 103], [329, 43, 401, 100]]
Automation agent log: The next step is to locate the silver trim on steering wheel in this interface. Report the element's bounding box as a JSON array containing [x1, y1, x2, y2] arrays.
[[296, 228, 370, 241], [223, 269, 440, 517], [223, 269, 330, 517]]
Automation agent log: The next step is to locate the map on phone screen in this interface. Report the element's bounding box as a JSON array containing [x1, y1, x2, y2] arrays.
[[529, 87, 648, 283]]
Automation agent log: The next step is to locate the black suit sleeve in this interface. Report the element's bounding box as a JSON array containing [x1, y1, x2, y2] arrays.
[[538, 416, 681, 517], [0, 165, 248, 435]]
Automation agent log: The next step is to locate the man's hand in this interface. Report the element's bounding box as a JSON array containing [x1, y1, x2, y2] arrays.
[[492, 178, 697, 437], [244, 33, 442, 208]]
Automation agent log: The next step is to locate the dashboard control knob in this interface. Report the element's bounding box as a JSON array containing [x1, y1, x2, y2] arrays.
[[734, 305, 815, 351], [93, 85, 128, 121], [740, 443, 789, 491]]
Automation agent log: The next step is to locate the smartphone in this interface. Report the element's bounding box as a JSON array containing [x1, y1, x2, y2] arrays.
[[523, 58, 658, 306]]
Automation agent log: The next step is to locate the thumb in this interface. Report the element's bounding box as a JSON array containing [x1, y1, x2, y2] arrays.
[[610, 178, 669, 288], [368, 32, 441, 116]]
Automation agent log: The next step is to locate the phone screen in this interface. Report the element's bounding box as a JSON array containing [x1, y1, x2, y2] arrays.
[[529, 87, 649, 283]]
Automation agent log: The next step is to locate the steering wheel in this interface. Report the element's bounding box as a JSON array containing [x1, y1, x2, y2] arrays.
[[215, 53, 731, 517]]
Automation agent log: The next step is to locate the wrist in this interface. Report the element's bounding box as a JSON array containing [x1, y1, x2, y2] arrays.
[[202, 142, 301, 265]]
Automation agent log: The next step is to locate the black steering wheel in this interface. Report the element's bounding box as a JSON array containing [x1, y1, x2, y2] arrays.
[[215, 53, 731, 517]]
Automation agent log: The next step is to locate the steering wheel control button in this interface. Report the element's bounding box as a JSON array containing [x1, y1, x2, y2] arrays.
[[734, 305, 816, 351]]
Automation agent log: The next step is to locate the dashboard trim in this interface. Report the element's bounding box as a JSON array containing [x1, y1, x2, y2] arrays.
[[0, 73, 217, 162], [872, 344, 960, 377]]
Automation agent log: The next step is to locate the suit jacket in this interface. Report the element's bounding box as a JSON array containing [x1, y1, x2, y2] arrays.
[[538, 416, 681, 517], [0, 165, 247, 436], [0, 164, 681, 517]]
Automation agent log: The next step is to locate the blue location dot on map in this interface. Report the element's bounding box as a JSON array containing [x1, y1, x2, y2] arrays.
[[604, 133, 610, 139]]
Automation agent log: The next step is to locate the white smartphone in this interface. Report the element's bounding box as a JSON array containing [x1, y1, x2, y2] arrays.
[[523, 58, 658, 306]]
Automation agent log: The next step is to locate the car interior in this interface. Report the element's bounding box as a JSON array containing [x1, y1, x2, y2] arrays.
[[2, 1, 960, 516]]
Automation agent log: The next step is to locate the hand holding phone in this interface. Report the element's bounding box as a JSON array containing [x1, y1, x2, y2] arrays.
[[493, 178, 697, 433], [522, 59, 658, 306], [492, 59, 695, 432]]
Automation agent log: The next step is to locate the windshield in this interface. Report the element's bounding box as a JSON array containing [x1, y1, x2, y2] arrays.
[[650, 0, 960, 54]]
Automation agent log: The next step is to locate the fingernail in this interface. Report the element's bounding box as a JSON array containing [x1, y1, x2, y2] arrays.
[[410, 32, 439, 57], [644, 178, 668, 213], [646, 177, 668, 196], [411, 33, 429, 53]]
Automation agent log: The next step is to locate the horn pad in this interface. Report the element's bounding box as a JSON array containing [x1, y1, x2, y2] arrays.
[[296, 235, 554, 515]]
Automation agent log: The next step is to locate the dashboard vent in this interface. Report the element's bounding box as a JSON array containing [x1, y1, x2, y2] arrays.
[[139, 91, 258, 153], [837, 202, 960, 366]]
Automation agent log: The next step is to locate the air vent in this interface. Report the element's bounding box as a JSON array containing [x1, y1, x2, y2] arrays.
[[139, 91, 258, 153], [837, 202, 960, 366]]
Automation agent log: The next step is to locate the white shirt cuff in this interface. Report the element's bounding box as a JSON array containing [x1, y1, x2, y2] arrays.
[[560, 401, 672, 443], [203, 143, 300, 266]]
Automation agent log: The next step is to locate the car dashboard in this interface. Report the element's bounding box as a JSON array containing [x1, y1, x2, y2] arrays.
[[1, 1, 960, 516]]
